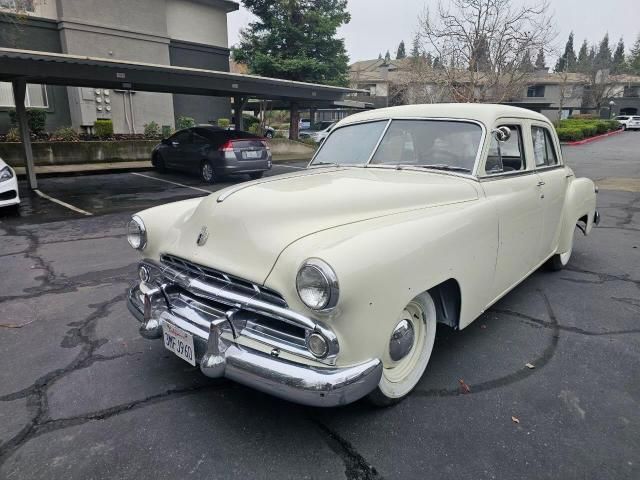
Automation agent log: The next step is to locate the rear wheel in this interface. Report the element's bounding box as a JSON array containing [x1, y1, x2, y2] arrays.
[[368, 292, 437, 407], [547, 229, 574, 271], [201, 160, 216, 184], [249, 172, 264, 180], [153, 153, 167, 173]]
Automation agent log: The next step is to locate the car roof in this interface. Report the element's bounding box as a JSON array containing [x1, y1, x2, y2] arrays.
[[338, 103, 552, 128]]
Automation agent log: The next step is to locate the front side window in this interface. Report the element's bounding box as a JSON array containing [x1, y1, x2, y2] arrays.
[[485, 125, 525, 174], [311, 119, 483, 172], [532, 126, 559, 167]]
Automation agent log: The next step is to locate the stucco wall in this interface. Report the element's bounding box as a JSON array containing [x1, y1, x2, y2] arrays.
[[169, 40, 232, 124], [166, 0, 229, 47]]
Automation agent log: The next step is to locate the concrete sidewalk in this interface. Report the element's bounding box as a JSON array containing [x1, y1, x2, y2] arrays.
[[13, 153, 312, 177]]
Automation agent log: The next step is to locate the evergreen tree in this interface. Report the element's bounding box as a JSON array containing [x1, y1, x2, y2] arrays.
[[378, 53, 383, 60], [384, 50, 391, 63], [521, 49, 534, 72], [396, 41, 406, 59], [425, 52, 433, 67], [411, 33, 421, 57], [555, 32, 577, 72], [234, 0, 351, 86], [595, 33, 612, 70], [612, 38, 625, 73], [534, 48, 546, 70], [577, 39, 590, 73], [629, 34, 640, 74]]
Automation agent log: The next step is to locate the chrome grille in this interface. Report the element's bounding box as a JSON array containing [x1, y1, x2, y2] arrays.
[[160, 254, 287, 307]]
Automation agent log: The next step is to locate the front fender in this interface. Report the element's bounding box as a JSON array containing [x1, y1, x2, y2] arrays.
[[264, 199, 498, 367], [557, 177, 597, 254]]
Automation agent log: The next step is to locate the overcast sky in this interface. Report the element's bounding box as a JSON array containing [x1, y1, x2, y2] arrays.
[[228, 0, 639, 65]]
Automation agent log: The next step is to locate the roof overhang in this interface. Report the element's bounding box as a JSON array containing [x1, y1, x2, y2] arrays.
[[0, 48, 361, 104], [193, 0, 240, 13]]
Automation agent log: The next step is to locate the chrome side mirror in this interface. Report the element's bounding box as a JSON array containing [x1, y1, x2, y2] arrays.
[[492, 126, 511, 142]]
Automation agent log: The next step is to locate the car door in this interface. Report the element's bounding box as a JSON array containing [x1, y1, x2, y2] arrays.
[[530, 123, 568, 260], [164, 130, 192, 170], [479, 120, 545, 300]]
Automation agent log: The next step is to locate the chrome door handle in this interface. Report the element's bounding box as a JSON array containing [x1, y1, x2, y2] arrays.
[[537, 181, 546, 186]]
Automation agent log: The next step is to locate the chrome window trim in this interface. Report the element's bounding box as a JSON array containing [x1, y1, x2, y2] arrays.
[[530, 123, 564, 169], [478, 122, 530, 180]]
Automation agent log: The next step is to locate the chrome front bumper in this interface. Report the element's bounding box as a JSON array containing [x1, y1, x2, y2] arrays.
[[127, 281, 382, 407]]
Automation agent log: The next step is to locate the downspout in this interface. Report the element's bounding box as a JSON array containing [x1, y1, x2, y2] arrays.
[[129, 91, 137, 134]]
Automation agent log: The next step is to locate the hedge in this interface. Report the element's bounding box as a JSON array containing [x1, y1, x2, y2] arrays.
[[94, 119, 114, 139], [556, 128, 585, 142]]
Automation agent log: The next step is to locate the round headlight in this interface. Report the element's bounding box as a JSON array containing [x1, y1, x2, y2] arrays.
[[127, 215, 147, 250], [307, 332, 329, 358], [295, 259, 339, 311]]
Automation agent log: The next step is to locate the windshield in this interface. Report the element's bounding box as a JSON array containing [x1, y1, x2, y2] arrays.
[[311, 119, 483, 172]]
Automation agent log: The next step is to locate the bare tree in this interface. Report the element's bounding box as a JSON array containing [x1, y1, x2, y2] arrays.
[[390, 59, 449, 105], [417, 0, 556, 102]]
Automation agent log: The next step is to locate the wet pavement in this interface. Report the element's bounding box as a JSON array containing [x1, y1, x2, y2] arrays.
[[0, 135, 639, 479]]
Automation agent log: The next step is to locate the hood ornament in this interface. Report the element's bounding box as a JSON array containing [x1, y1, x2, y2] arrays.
[[196, 226, 209, 246]]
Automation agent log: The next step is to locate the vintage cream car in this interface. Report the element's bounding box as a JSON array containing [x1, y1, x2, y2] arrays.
[[126, 104, 599, 407]]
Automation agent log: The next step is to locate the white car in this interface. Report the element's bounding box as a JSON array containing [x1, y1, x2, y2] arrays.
[[125, 104, 599, 407], [0, 157, 20, 210], [309, 121, 337, 144], [615, 115, 640, 130]]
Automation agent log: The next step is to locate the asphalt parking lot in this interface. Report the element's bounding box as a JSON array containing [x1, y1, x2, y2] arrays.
[[0, 134, 639, 479]]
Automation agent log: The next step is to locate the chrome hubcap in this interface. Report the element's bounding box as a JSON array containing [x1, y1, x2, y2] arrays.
[[389, 319, 415, 361], [202, 163, 213, 181]]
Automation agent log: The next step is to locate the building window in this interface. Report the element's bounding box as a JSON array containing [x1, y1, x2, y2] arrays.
[[0, 0, 35, 11], [623, 86, 640, 98], [0, 82, 49, 108], [527, 85, 546, 98]]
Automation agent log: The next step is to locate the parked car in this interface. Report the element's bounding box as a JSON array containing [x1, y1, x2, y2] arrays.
[[614, 115, 640, 130], [299, 118, 312, 130], [0, 156, 20, 211], [126, 104, 599, 407], [299, 121, 337, 143], [151, 126, 272, 183]]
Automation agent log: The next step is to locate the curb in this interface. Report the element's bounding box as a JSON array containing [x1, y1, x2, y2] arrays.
[[563, 129, 624, 146], [15, 165, 154, 179]]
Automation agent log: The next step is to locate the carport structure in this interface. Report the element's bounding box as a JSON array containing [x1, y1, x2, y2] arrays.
[[0, 47, 363, 190]]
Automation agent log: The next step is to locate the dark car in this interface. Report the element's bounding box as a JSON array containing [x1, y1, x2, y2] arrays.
[[151, 126, 272, 183]]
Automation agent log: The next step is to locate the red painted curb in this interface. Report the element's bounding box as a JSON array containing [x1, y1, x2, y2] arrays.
[[563, 128, 624, 146]]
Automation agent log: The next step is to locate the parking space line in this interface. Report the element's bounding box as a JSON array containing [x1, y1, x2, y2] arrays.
[[131, 172, 212, 194], [34, 189, 93, 216]]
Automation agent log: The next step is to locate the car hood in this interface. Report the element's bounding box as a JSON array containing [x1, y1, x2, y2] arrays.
[[161, 167, 479, 284]]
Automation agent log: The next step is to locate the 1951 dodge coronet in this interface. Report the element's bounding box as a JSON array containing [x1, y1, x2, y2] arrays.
[[126, 104, 599, 407]]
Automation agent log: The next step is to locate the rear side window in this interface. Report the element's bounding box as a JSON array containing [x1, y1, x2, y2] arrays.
[[531, 126, 559, 167]]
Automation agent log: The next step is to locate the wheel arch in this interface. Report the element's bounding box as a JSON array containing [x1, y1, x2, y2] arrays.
[[427, 278, 462, 330]]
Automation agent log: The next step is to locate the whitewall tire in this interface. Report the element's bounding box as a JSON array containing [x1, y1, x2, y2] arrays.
[[368, 292, 437, 406]]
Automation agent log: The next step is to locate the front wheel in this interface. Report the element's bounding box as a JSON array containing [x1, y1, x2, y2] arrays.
[[153, 153, 167, 173], [201, 160, 217, 184], [368, 292, 437, 407]]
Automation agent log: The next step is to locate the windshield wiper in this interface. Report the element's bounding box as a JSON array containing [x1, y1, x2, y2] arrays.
[[411, 164, 471, 173]]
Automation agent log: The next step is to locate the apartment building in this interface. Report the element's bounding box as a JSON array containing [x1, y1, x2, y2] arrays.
[[0, 0, 238, 134]]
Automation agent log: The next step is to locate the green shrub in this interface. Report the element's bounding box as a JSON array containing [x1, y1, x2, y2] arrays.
[[176, 116, 196, 130], [248, 123, 260, 135], [94, 119, 114, 138], [143, 121, 161, 139], [217, 118, 231, 129], [243, 115, 260, 130], [580, 124, 598, 137], [556, 128, 584, 142], [161, 125, 173, 139], [5, 128, 20, 142], [8, 108, 47, 135], [605, 120, 620, 131], [593, 121, 608, 134], [52, 126, 79, 142]]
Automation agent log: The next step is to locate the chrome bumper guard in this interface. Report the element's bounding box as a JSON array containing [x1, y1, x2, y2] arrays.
[[127, 262, 382, 407]]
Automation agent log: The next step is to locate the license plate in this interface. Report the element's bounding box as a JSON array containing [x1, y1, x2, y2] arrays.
[[242, 150, 261, 159], [163, 323, 196, 366]]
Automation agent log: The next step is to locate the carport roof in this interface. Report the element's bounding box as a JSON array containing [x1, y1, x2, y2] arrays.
[[0, 47, 361, 103]]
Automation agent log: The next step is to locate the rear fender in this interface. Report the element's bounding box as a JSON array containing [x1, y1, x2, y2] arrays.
[[557, 177, 597, 254]]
